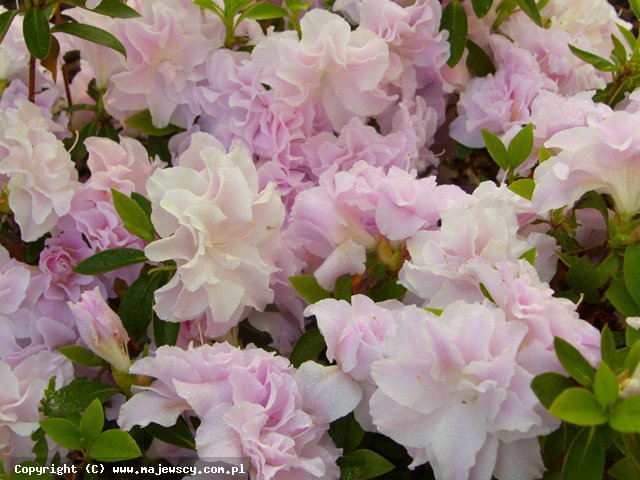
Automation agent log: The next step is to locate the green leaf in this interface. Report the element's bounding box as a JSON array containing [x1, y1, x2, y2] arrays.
[[508, 178, 535, 200], [562, 428, 604, 480], [610, 397, 640, 432], [631, 0, 640, 20], [624, 243, 640, 308], [337, 449, 394, 480], [531, 372, 573, 409], [23, 8, 51, 60], [145, 418, 196, 450], [74, 248, 147, 275], [242, 2, 288, 20], [627, 322, 640, 347], [617, 25, 637, 51], [549, 388, 608, 426], [194, 0, 223, 15], [289, 328, 326, 368], [131, 192, 152, 220], [481, 129, 509, 170], [369, 279, 407, 302], [601, 325, 619, 371], [519, 247, 536, 266], [80, 398, 105, 443], [0, 10, 18, 46], [606, 278, 640, 317], [539, 145, 553, 162], [507, 123, 534, 170], [51, 22, 126, 57], [62, 0, 141, 18], [514, 0, 542, 26], [330, 413, 364, 454], [558, 253, 619, 304], [289, 275, 331, 304], [569, 44, 617, 72], [554, 337, 596, 387], [119, 274, 163, 341], [153, 315, 180, 348], [609, 457, 640, 480], [624, 341, 640, 376], [441, 1, 468, 68], [471, 0, 493, 18], [10, 461, 49, 480], [333, 274, 353, 302], [111, 189, 154, 242], [58, 345, 105, 367], [611, 33, 628, 64], [89, 429, 142, 462], [594, 362, 619, 409], [39, 418, 83, 451], [466, 39, 496, 76], [43, 379, 119, 417], [125, 110, 183, 137], [40, 34, 60, 83]]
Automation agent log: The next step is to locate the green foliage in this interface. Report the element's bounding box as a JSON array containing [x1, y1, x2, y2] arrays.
[[153, 315, 180, 347], [610, 397, 640, 433], [43, 378, 118, 417], [0, 10, 18, 45], [88, 429, 142, 462], [594, 363, 618, 410], [39, 418, 83, 451], [111, 189, 155, 242], [333, 274, 353, 302], [514, 0, 542, 26], [481, 124, 534, 181], [549, 388, 608, 426], [79, 399, 105, 443], [554, 337, 596, 388], [289, 275, 331, 304], [471, 0, 493, 18], [145, 418, 196, 450], [562, 428, 605, 480], [51, 22, 126, 57], [441, 1, 468, 68], [558, 253, 619, 304], [62, 0, 141, 18], [58, 345, 105, 367], [289, 327, 326, 368], [23, 9, 51, 60], [119, 273, 166, 341], [623, 243, 640, 307], [466, 39, 496, 76], [73, 248, 148, 275], [337, 449, 395, 480], [531, 372, 573, 409], [125, 110, 184, 136], [508, 178, 535, 200], [330, 413, 364, 454]]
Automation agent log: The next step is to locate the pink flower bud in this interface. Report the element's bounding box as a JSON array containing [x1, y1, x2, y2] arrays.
[[68, 287, 131, 373]]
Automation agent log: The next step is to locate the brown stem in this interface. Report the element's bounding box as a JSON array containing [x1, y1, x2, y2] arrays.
[[54, 6, 73, 106], [28, 55, 36, 103]]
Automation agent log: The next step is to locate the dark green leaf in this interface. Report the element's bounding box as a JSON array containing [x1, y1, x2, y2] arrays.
[[289, 275, 331, 304], [608, 457, 640, 480], [39, 418, 83, 451], [334, 274, 353, 302], [554, 337, 596, 387], [508, 178, 535, 200], [0, 10, 18, 45], [31, 429, 48, 466], [125, 110, 183, 137], [24, 8, 51, 60], [594, 362, 618, 409], [111, 189, 154, 242], [62, 0, 141, 18], [514, 0, 542, 26], [611, 33, 628, 64], [507, 123, 534, 170], [43, 379, 119, 417], [610, 397, 640, 432], [51, 22, 126, 57], [466, 39, 495, 76], [11, 461, 49, 480], [119, 274, 163, 341], [289, 328, 325, 368], [242, 2, 288, 20], [569, 44, 617, 72], [558, 253, 619, 304], [531, 372, 573, 409], [74, 248, 147, 275], [549, 388, 608, 426], [330, 413, 364, 454], [369, 280, 407, 302], [338, 449, 394, 480], [131, 192, 152, 220], [606, 278, 640, 317], [58, 345, 105, 367], [145, 418, 196, 450], [562, 428, 604, 480], [576, 191, 609, 222], [65, 120, 97, 161], [40, 34, 60, 82], [631, 0, 640, 20], [79, 398, 105, 443], [89, 429, 142, 462], [153, 315, 180, 348], [601, 325, 619, 371], [624, 243, 640, 307], [481, 129, 509, 170], [441, 1, 468, 68], [471, 0, 493, 18]]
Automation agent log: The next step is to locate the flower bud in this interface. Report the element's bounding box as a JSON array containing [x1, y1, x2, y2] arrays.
[[68, 287, 131, 373]]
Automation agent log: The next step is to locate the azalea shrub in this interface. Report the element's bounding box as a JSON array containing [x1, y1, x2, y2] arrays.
[[2, 0, 640, 479]]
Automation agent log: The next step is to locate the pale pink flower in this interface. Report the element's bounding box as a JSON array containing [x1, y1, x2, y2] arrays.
[[533, 110, 640, 217], [118, 343, 361, 480], [370, 301, 554, 480], [0, 100, 78, 241], [68, 287, 131, 373], [144, 133, 285, 337], [253, 9, 394, 130]]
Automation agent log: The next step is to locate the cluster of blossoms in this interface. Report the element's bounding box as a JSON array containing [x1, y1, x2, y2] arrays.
[[1, 0, 639, 479]]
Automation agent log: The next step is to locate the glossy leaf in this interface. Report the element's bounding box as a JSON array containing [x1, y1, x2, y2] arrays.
[[24, 8, 51, 60], [466, 39, 495, 76], [51, 22, 126, 57], [79, 398, 105, 443], [289, 275, 331, 304], [289, 327, 325, 368], [62, 0, 140, 18], [515, 0, 542, 26], [471, 0, 493, 18], [145, 418, 196, 450], [606, 278, 640, 317], [74, 248, 148, 275], [153, 315, 180, 348], [39, 418, 83, 451], [549, 388, 608, 426], [89, 429, 142, 462], [338, 449, 394, 480], [441, 1, 468, 67], [40, 34, 60, 82], [507, 123, 534, 170], [0, 10, 18, 45], [111, 189, 154, 242], [562, 428, 604, 480], [569, 44, 617, 72], [119, 273, 164, 341], [531, 372, 573, 409], [554, 337, 595, 387], [43, 379, 119, 417], [242, 2, 288, 20], [481, 129, 509, 170], [610, 397, 640, 432], [594, 362, 618, 409]]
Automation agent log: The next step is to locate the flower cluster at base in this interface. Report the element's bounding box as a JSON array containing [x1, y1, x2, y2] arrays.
[[117, 343, 361, 480]]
